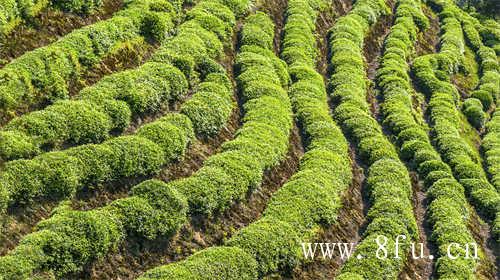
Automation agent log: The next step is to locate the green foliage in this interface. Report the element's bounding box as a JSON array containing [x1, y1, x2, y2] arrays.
[[335, 0, 478, 278], [494, 214, 500, 242], [187, 1, 235, 41], [0, 152, 80, 205], [0, 130, 38, 160], [471, 89, 494, 109], [0, 203, 123, 278], [0, 39, 192, 162], [0, 133, 193, 277], [102, 136, 165, 177], [138, 247, 258, 279], [329, 1, 417, 279], [136, 10, 293, 278], [459, 11, 499, 125], [136, 114, 193, 161], [0, 0, 101, 35], [65, 144, 116, 186], [168, 11, 289, 219], [341, 232, 411, 278], [0, 0, 19, 35], [263, 158, 346, 230], [180, 77, 233, 136], [34, 208, 123, 276], [227, 218, 302, 275], [412, 4, 500, 230]]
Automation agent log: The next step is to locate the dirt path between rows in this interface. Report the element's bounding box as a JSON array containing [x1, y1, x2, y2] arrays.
[[363, 1, 437, 278]]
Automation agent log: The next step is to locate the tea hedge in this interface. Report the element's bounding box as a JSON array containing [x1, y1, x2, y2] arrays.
[[0, 0, 106, 36], [460, 12, 500, 236], [0, 63, 188, 161], [0, 113, 192, 210], [0, 0, 250, 279], [0, 178, 189, 278], [459, 9, 499, 129], [0, 0, 246, 214], [0, 0, 182, 116], [479, 19, 500, 55], [377, 0, 481, 277], [412, 0, 500, 242], [138, 247, 258, 279], [484, 104, 500, 239]]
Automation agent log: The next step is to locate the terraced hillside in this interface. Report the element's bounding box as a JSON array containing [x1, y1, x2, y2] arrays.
[[0, 0, 498, 279]]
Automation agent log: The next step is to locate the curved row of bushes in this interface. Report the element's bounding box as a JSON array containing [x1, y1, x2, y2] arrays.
[[325, 0, 420, 279], [459, 9, 499, 129], [0, 0, 105, 36], [377, 0, 482, 277], [138, 1, 353, 278], [0, 0, 245, 162], [0, 0, 245, 214], [412, 0, 500, 242], [0, 0, 182, 117], [0, 62, 188, 161], [484, 104, 500, 239]]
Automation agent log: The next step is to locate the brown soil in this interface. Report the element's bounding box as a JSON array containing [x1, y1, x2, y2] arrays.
[[0, 200, 57, 255], [71, 40, 159, 96], [260, 0, 288, 54], [399, 172, 435, 280], [0, 0, 124, 66], [332, 0, 352, 16], [468, 211, 499, 279]]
